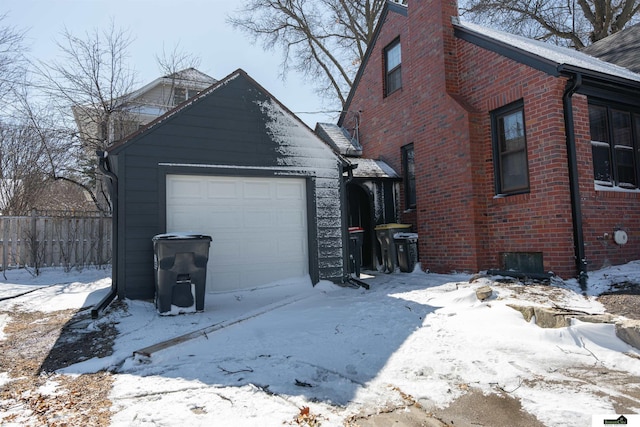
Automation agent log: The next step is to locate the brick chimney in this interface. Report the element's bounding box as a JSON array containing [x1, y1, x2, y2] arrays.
[[407, 0, 460, 94]]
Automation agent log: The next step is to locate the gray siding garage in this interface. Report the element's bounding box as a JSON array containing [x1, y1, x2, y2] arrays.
[[103, 70, 345, 300]]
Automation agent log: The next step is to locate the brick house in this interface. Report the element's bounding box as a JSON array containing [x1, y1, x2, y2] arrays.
[[338, 0, 640, 283]]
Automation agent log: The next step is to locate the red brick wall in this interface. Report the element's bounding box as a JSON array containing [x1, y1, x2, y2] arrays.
[[455, 38, 580, 276], [345, 0, 640, 279], [572, 94, 640, 271]]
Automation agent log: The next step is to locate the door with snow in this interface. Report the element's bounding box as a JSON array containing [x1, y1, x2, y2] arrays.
[[166, 174, 309, 292]]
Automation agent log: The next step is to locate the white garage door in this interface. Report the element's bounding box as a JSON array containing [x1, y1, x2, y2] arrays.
[[166, 174, 309, 292]]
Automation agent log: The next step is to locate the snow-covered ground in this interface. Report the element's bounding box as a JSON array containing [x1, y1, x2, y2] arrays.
[[1, 263, 640, 426]]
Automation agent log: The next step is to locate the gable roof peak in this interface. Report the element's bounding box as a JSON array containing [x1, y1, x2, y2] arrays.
[[163, 67, 216, 84]]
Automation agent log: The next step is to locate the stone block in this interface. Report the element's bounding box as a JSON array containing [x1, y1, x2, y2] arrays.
[[476, 285, 493, 301], [616, 320, 640, 350]]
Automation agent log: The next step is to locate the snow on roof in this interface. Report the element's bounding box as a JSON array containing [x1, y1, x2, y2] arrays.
[[163, 68, 217, 84], [315, 123, 362, 156], [351, 158, 399, 179], [455, 19, 640, 84], [257, 99, 339, 168]]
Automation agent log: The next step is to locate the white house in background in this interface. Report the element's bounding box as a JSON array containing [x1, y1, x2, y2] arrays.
[[117, 68, 217, 128], [73, 68, 217, 146]]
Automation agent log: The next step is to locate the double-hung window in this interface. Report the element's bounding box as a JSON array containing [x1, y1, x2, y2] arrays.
[[402, 144, 416, 209], [384, 39, 402, 96], [589, 102, 640, 189], [491, 100, 530, 195]]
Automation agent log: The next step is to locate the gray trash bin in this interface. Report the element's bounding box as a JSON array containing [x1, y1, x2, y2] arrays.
[[394, 232, 419, 272], [153, 233, 212, 314], [374, 223, 411, 273]]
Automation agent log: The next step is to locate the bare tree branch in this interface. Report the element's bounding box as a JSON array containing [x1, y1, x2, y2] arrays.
[[461, 0, 640, 48], [228, 0, 388, 110], [28, 20, 138, 212], [0, 14, 28, 118]]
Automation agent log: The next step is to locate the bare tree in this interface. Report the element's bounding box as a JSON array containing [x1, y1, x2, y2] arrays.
[[460, 0, 640, 48], [0, 14, 27, 118], [154, 42, 205, 106], [0, 16, 93, 215], [34, 20, 138, 152], [0, 122, 54, 215], [229, 0, 392, 109], [156, 42, 202, 77], [31, 20, 138, 212]]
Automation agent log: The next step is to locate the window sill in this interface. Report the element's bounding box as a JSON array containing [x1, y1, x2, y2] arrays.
[[594, 183, 640, 193], [491, 191, 530, 204], [493, 190, 529, 199]]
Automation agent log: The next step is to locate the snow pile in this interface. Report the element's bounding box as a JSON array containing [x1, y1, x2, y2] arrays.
[[1, 264, 640, 426]]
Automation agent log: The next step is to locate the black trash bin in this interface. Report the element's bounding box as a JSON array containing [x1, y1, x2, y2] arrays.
[[152, 233, 212, 314], [394, 232, 419, 273], [348, 227, 364, 277], [374, 223, 411, 273]]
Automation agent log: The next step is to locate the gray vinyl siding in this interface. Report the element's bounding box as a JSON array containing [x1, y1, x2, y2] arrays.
[[108, 72, 344, 300]]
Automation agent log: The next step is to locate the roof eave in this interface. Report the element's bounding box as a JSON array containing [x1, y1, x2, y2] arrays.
[[558, 63, 640, 89], [454, 22, 640, 95], [453, 24, 561, 77]]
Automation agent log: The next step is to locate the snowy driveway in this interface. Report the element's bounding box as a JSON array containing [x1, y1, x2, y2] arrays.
[[2, 264, 640, 426]]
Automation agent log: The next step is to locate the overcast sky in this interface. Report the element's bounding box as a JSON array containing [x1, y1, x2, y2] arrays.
[[3, 0, 336, 127]]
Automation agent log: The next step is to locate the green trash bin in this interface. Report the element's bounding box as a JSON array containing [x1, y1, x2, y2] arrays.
[[374, 223, 411, 273]]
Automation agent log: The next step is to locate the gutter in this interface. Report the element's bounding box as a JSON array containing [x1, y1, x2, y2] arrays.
[[91, 150, 119, 318], [562, 73, 588, 289]]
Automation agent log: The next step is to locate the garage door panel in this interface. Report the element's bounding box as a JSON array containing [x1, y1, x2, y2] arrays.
[[277, 209, 306, 227], [206, 205, 246, 227], [276, 181, 305, 200], [207, 180, 240, 199], [277, 238, 307, 257], [242, 209, 275, 228], [169, 177, 204, 199], [212, 267, 306, 292], [167, 210, 204, 231], [167, 174, 308, 292], [243, 181, 273, 199]]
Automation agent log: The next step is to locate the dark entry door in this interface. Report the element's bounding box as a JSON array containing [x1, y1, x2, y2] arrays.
[[346, 183, 373, 268]]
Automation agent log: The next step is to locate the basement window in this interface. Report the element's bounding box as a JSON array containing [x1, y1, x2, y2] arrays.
[[501, 252, 544, 274]]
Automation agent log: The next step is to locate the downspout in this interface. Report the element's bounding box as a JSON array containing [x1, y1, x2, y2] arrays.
[[562, 73, 588, 290], [91, 150, 119, 318], [341, 161, 357, 283]]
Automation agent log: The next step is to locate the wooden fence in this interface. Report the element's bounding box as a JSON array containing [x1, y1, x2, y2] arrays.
[[0, 210, 112, 271]]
